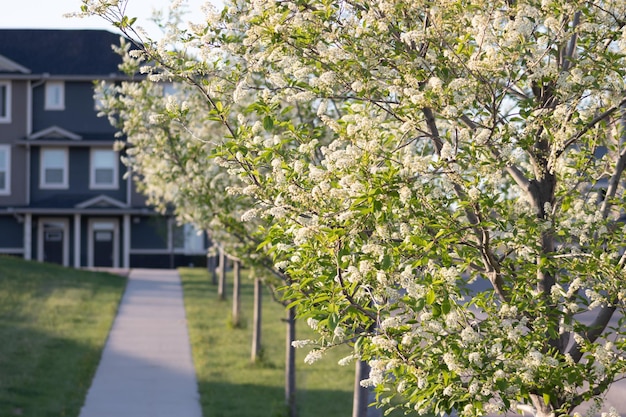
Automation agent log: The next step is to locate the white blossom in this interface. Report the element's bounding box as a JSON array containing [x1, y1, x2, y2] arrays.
[[291, 339, 314, 348], [304, 349, 323, 364]]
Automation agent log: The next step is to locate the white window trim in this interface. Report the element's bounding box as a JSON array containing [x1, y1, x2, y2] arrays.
[[0, 145, 10, 195], [0, 81, 11, 123], [40, 147, 69, 189], [45, 81, 65, 111], [89, 148, 119, 190]]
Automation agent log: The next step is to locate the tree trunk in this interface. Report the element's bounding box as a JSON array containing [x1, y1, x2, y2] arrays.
[[530, 394, 556, 417], [353, 360, 370, 417], [251, 277, 263, 362], [206, 237, 217, 285], [353, 360, 381, 417], [286, 306, 297, 417], [217, 247, 226, 300], [207, 253, 217, 285], [232, 260, 241, 327]]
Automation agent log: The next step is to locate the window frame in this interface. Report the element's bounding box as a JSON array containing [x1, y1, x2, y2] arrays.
[[89, 148, 118, 190], [40, 147, 69, 189], [0, 81, 11, 123], [45, 81, 65, 111], [0, 145, 11, 195]]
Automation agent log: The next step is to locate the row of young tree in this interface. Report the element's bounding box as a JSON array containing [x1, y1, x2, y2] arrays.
[[78, 1, 626, 416]]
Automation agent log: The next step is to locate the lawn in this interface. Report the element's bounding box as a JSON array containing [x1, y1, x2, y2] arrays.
[[179, 267, 366, 417], [0, 256, 126, 417]]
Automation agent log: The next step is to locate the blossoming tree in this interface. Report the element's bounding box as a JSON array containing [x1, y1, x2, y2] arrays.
[[79, 0, 626, 416], [92, 38, 306, 416]]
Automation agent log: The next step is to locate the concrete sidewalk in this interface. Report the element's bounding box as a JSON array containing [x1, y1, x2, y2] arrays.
[[78, 269, 203, 417]]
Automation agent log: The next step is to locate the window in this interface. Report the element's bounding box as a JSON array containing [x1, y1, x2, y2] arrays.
[[45, 81, 64, 110], [0, 81, 11, 123], [0, 145, 10, 194], [40, 148, 68, 189], [173, 224, 205, 254], [90, 149, 118, 189]]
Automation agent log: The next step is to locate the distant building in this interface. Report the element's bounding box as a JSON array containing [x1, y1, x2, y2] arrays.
[[0, 29, 208, 268]]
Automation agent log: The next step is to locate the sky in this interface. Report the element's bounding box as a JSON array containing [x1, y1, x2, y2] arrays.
[[0, 0, 215, 38]]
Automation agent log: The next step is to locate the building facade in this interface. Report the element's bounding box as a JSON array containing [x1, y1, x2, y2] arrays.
[[0, 29, 208, 268]]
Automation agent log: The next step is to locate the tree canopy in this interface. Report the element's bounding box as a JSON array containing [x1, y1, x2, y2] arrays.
[[80, 0, 626, 416]]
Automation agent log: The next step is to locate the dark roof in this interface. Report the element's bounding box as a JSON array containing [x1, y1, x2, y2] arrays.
[[0, 29, 129, 76]]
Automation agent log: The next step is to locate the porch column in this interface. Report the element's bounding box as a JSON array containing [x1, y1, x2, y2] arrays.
[[74, 214, 81, 268], [24, 213, 32, 260], [123, 214, 130, 269]]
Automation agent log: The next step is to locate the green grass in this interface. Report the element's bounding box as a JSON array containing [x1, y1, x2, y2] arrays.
[[179, 267, 360, 417], [0, 256, 126, 417]]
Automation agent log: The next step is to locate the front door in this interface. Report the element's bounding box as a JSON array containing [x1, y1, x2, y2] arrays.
[[89, 220, 118, 268], [93, 229, 114, 267], [43, 225, 64, 265]]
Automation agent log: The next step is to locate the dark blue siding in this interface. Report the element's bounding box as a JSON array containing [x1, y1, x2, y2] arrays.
[[131, 216, 168, 249], [130, 254, 207, 269], [72, 147, 90, 191], [32, 81, 113, 134], [0, 216, 22, 248]]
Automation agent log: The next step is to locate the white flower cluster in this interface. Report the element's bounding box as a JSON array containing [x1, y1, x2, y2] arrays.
[[372, 335, 398, 351], [304, 349, 324, 365], [360, 359, 400, 388], [291, 339, 315, 348]]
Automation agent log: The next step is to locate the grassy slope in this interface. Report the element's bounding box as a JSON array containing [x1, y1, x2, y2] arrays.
[[179, 267, 359, 417], [0, 256, 126, 417]]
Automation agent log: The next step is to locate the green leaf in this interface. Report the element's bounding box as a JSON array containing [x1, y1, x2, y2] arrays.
[[285, 299, 302, 310], [328, 312, 339, 330], [381, 254, 392, 270], [441, 299, 451, 315], [426, 289, 436, 305], [256, 238, 271, 251]]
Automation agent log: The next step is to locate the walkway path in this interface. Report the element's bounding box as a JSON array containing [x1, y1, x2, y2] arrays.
[[78, 269, 203, 417]]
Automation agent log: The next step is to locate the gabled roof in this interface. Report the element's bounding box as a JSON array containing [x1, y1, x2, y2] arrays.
[[28, 126, 82, 141], [0, 29, 129, 76], [75, 195, 128, 209]]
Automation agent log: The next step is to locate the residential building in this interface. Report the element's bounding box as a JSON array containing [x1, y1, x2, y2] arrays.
[[0, 29, 208, 268]]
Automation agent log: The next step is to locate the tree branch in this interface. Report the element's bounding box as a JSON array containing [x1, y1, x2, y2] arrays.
[[561, 11, 581, 72], [558, 98, 626, 157], [600, 108, 626, 218], [566, 304, 618, 363]]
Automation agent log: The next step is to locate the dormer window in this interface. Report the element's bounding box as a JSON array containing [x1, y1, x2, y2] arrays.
[[0, 81, 11, 123], [90, 149, 118, 189], [45, 81, 65, 110]]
